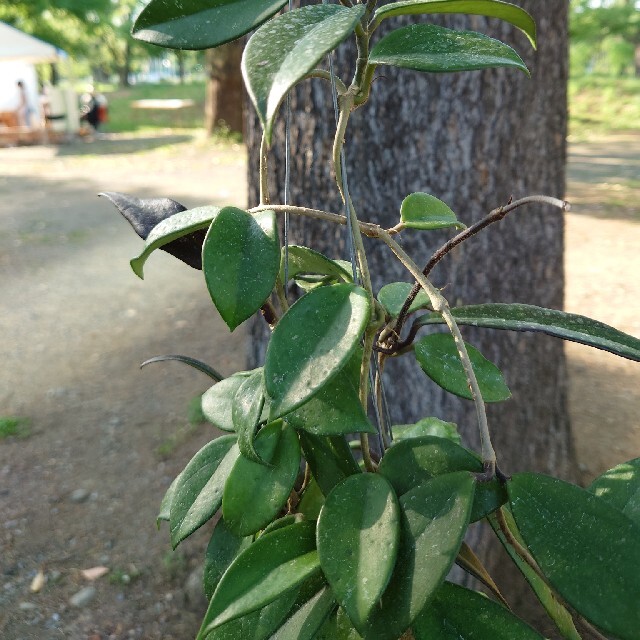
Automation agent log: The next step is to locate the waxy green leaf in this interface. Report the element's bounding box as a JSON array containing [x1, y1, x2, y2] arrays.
[[400, 192, 465, 231], [201, 371, 255, 432], [272, 587, 336, 640], [130, 205, 220, 278], [509, 473, 640, 639], [379, 435, 482, 496], [413, 581, 544, 639], [297, 477, 325, 521], [133, 0, 288, 50], [265, 283, 371, 420], [363, 472, 475, 640], [588, 458, 640, 525], [170, 435, 239, 548], [414, 333, 511, 402], [243, 4, 365, 143], [391, 417, 460, 444], [157, 474, 180, 527], [377, 282, 431, 318], [369, 24, 529, 76], [373, 0, 536, 48], [470, 478, 507, 522], [201, 521, 320, 632], [417, 302, 640, 362], [141, 354, 223, 381], [204, 590, 299, 640], [287, 352, 375, 437], [281, 245, 353, 284], [488, 509, 581, 640], [232, 371, 267, 465], [298, 432, 361, 497], [223, 421, 300, 536], [204, 518, 252, 600], [317, 474, 400, 632], [203, 207, 280, 331]]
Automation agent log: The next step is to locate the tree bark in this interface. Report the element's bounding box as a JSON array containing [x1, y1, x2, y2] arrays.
[[205, 42, 244, 135], [246, 1, 578, 634]]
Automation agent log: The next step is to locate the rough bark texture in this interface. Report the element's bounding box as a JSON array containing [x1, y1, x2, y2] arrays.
[[246, 2, 578, 634], [205, 42, 244, 135]]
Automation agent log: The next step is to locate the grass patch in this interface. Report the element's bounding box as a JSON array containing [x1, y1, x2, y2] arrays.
[[0, 417, 31, 440], [103, 82, 206, 133], [569, 74, 640, 139]]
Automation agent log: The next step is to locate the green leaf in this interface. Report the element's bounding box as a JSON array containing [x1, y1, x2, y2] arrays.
[[470, 478, 507, 522], [416, 303, 640, 363], [391, 417, 460, 444], [204, 518, 252, 600], [222, 421, 301, 536], [243, 4, 365, 143], [169, 435, 239, 548], [373, 0, 536, 48], [298, 432, 361, 497], [508, 473, 640, 639], [203, 207, 280, 331], [400, 192, 465, 231], [130, 205, 220, 279], [132, 0, 288, 50], [414, 333, 511, 402], [157, 474, 180, 527], [363, 472, 475, 640], [588, 458, 640, 525], [317, 474, 400, 632], [316, 608, 364, 640], [286, 352, 375, 437], [204, 589, 300, 640], [377, 282, 431, 318], [201, 521, 320, 632], [265, 283, 371, 420], [298, 477, 325, 520], [232, 371, 268, 465], [369, 24, 529, 76], [201, 372, 254, 432], [379, 435, 482, 496], [272, 587, 336, 640], [281, 245, 353, 283], [141, 354, 223, 381], [413, 581, 544, 639], [488, 509, 581, 640]]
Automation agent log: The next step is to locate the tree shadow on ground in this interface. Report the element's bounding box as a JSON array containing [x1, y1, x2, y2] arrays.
[[54, 133, 194, 157]]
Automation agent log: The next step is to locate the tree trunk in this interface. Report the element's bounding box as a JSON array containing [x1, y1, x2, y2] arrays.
[[118, 39, 131, 88], [205, 42, 244, 135], [246, 1, 578, 634]]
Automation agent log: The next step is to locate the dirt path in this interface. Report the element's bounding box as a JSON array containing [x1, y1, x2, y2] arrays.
[[0, 132, 638, 639]]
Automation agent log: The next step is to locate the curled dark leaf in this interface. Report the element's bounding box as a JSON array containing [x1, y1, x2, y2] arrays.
[[140, 354, 224, 381], [100, 191, 205, 270]]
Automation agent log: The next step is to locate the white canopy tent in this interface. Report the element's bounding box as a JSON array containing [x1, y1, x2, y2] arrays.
[[0, 22, 78, 138], [0, 22, 60, 64]]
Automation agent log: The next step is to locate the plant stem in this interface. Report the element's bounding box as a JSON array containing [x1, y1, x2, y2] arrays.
[[259, 132, 270, 206], [275, 277, 289, 313], [494, 507, 545, 580], [393, 195, 569, 341], [375, 228, 496, 473], [304, 69, 348, 95], [360, 327, 377, 472]]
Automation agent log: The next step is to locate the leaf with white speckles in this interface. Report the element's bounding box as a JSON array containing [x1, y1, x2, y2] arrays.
[[203, 207, 280, 331], [133, 0, 288, 50], [369, 24, 529, 76], [509, 473, 640, 640], [243, 4, 365, 143], [414, 333, 511, 402]]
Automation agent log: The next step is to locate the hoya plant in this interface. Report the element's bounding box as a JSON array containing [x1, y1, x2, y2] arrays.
[[103, 1, 640, 638]]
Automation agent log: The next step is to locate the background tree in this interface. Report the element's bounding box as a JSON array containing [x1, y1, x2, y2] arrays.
[[571, 0, 640, 76], [204, 42, 244, 135], [247, 0, 577, 631]]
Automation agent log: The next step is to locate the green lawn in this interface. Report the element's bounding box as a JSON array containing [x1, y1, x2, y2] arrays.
[[569, 74, 640, 139], [102, 81, 206, 133], [97, 75, 639, 140]]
